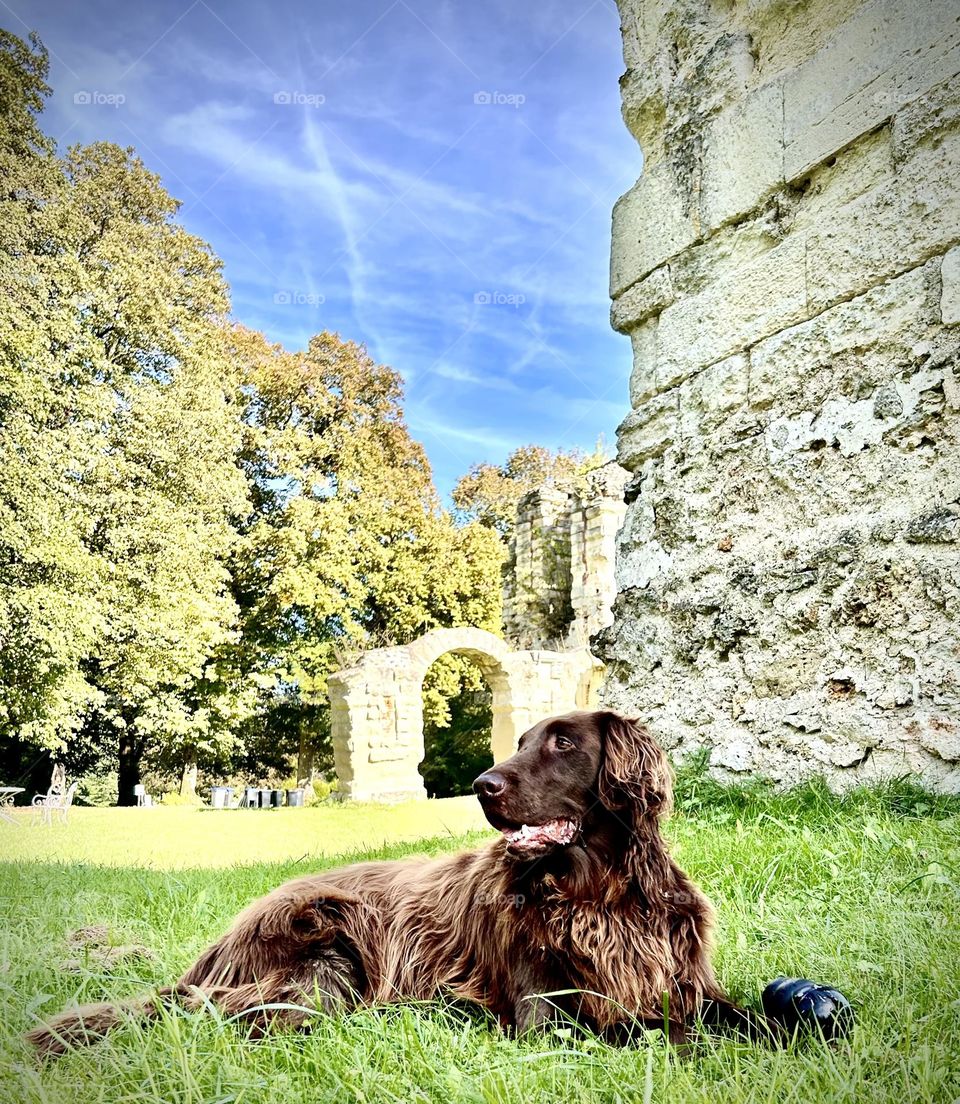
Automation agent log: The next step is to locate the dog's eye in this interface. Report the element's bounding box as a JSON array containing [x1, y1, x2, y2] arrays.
[[553, 734, 574, 751]]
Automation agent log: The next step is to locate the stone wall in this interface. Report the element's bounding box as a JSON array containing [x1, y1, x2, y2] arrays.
[[503, 461, 629, 649], [598, 0, 960, 789]]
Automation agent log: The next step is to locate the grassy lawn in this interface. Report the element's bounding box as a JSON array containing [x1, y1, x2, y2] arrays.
[[0, 797, 490, 869], [1, 780, 958, 1103]]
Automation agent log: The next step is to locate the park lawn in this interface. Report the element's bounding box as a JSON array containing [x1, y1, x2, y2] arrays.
[[0, 781, 958, 1104], [0, 797, 490, 869]]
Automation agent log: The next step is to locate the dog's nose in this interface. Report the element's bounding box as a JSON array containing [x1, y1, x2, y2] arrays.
[[473, 771, 506, 799]]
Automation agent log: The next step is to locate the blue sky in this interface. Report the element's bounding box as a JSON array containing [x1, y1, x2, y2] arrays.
[[10, 0, 640, 499]]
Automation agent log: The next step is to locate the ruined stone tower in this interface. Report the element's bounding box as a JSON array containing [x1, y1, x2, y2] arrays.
[[503, 461, 629, 650], [598, 0, 960, 788]]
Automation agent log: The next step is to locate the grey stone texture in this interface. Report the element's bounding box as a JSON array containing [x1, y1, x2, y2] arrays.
[[601, 0, 960, 790]]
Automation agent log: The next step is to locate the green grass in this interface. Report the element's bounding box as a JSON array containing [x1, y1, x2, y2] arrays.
[[1, 778, 958, 1103], [0, 796, 489, 869]]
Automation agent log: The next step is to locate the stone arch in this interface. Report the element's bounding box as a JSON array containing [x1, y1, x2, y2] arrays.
[[328, 628, 602, 802]]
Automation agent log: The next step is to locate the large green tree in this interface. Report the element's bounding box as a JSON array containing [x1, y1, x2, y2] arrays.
[[228, 326, 503, 777], [64, 144, 248, 803], [0, 31, 248, 801]]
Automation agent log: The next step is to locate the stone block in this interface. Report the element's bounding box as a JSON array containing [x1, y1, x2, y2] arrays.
[[764, 366, 945, 458], [628, 319, 658, 407], [619, 60, 670, 163], [749, 267, 929, 409], [941, 245, 960, 325], [785, 127, 894, 237], [611, 265, 674, 333], [368, 748, 405, 763], [679, 354, 749, 439], [611, 163, 699, 297], [617, 393, 678, 470], [671, 209, 784, 299], [655, 233, 807, 386], [783, 0, 960, 179], [701, 81, 784, 231], [892, 74, 960, 163], [806, 129, 960, 314]]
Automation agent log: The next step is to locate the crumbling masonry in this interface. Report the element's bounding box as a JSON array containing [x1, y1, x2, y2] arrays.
[[596, 0, 960, 789], [503, 461, 629, 649]]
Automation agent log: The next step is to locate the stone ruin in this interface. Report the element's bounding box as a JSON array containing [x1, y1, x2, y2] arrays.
[[503, 461, 629, 649], [597, 0, 960, 790], [326, 464, 628, 801], [328, 628, 603, 802], [328, 0, 960, 798]]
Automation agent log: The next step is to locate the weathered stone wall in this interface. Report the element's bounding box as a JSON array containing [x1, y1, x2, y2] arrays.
[[599, 0, 960, 789], [503, 461, 629, 649]]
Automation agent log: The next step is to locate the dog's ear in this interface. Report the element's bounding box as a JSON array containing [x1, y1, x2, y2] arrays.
[[596, 711, 673, 825]]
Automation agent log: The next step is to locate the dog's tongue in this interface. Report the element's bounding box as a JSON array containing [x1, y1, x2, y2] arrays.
[[502, 818, 578, 851]]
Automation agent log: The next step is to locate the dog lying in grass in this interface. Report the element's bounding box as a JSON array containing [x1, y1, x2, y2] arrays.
[[28, 711, 778, 1055]]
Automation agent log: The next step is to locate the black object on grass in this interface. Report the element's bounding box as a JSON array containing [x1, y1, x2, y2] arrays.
[[761, 976, 854, 1040]]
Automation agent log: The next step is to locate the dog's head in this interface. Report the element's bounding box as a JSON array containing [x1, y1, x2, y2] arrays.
[[473, 710, 672, 859]]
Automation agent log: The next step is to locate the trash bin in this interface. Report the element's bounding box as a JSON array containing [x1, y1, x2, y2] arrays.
[[270, 789, 283, 808], [242, 787, 258, 808], [222, 786, 234, 808], [210, 786, 227, 809], [259, 787, 272, 808], [286, 789, 304, 807]]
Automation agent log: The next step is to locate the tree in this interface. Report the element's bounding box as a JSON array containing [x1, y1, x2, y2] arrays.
[[0, 33, 249, 802], [420, 676, 493, 797], [452, 441, 610, 534], [0, 30, 103, 755], [62, 144, 248, 803], [228, 326, 504, 778]]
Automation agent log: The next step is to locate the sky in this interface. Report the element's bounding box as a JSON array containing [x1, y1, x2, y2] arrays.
[[8, 0, 641, 500]]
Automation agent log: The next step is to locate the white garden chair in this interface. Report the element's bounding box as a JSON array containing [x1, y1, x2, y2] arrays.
[[31, 780, 78, 826]]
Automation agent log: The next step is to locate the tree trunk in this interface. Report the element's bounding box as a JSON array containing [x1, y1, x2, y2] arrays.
[[297, 732, 314, 786], [179, 755, 198, 798], [117, 732, 142, 806]]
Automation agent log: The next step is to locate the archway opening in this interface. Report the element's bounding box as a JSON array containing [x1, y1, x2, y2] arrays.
[[418, 652, 496, 798]]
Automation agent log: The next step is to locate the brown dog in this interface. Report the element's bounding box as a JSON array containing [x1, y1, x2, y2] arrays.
[[28, 711, 768, 1055]]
